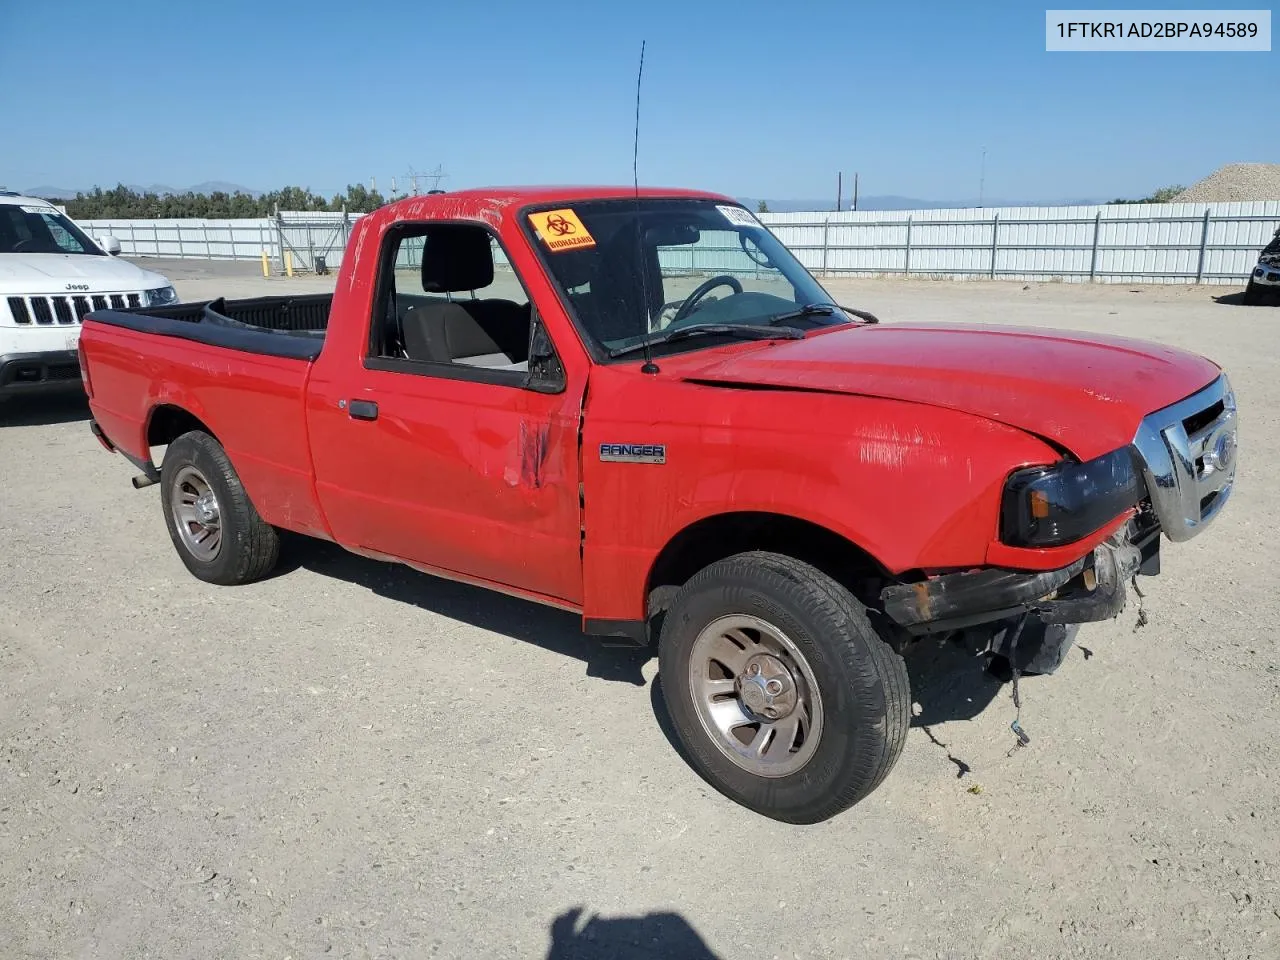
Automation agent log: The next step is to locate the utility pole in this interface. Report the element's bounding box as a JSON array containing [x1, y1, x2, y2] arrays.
[[425, 164, 447, 192], [853, 172, 859, 212], [979, 147, 986, 209], [836, 171, 842, 212], [403, 164, 448, 196]]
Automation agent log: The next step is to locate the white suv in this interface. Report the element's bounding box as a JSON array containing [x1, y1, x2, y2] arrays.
[[0, 191, 178, 402], [1244, 227, 1280, 305]]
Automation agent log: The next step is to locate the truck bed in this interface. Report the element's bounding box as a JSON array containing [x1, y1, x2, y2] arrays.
[[86, 294, 331, 361], [81, 292, 334, 539]]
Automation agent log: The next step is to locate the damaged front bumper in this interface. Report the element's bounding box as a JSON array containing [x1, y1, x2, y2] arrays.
[[881, 523, 1155, 635]]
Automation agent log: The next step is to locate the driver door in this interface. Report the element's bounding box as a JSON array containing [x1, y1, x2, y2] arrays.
[[306, 221, 585, 605]]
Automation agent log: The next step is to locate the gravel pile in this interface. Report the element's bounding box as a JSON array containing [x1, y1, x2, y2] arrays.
[[1174, 163, 1280, 202]]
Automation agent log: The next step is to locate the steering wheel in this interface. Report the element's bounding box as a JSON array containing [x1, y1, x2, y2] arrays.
[[12, 239, 33, 252], [669, 274, 743, 326]]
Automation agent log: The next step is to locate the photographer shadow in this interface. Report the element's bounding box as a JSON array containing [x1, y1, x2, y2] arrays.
[[546, 907, 721, 960]]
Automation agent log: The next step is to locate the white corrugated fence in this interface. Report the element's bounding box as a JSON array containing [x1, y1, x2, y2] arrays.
[[759, 200, 1279, 284], [78, 200, 1280, 285]]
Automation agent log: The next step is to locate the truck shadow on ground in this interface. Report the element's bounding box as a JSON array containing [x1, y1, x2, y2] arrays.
[[288, 535, 1024, 745], [0, 393, 91, 427], [545, 907, 721, 960], [901, 632, 1007, 727], [286, 535, 653, 686]]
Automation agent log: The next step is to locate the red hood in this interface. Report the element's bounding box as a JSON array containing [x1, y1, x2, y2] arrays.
[[671, 323, 1222, 460]]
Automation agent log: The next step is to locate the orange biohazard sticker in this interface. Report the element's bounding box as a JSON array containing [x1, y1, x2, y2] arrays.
[[529, 208, 596, 253]]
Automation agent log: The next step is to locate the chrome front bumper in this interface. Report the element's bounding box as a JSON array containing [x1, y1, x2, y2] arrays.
[[1252, 262, 1280, 287], [1132, 374, 1237, 543]]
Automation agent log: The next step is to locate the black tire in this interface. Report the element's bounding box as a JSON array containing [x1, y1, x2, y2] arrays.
[[159, 430, 279, 585], [658, 551, 910, 824], [1242, 281, 1262, 305]]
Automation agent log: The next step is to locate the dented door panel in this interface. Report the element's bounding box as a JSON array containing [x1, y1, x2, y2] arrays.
[[307, 369, 583, 603]]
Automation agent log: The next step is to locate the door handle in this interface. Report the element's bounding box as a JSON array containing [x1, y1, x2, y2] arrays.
[[347, 399, 379, 421]]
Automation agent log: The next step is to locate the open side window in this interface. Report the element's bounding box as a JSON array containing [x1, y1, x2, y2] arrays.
[[367, 221, 564, 392]]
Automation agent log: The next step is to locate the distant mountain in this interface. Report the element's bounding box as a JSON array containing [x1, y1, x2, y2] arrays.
[[25, 181, 259, 200], [171, 181, 261, 197], [740, 195, 1109, 213], [22, 186, 80, 200]]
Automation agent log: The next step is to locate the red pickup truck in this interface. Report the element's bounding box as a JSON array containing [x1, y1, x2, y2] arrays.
[[79, 186, 1238, 823]]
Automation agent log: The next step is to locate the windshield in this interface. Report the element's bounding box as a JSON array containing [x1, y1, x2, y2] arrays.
[[526, 198, 843, 357], [0, 204, 104, 256]]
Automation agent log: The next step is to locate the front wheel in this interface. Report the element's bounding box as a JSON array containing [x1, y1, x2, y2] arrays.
[[658, 551, 910, 824], [1242, 281, 1263, 305]]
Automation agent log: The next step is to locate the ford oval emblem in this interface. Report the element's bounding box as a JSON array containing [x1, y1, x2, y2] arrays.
[[1204, 429, 1236, 475]]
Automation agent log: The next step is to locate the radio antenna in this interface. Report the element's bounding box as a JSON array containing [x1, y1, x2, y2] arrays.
[[632, 39, 659, 375]]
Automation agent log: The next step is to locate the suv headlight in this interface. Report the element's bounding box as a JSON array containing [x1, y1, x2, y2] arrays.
[[144, 286, 179, 307], [999, 447, 1144, 548]]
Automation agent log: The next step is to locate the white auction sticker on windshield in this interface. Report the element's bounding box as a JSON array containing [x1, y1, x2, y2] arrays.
[[717, 205, 760, 228], [20, 205, 53, 215]]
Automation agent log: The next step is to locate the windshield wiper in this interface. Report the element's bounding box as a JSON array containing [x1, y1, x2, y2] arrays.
[[608, 323, 805, 359], [766, 303, 880, 326]]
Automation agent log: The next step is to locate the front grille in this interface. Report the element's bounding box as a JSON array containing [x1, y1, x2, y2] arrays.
[[1268, 272, 1280, 282], [3, 292, 146, 326], [1182, 399, 1223, 437], [1132, 375, 1237, 542]]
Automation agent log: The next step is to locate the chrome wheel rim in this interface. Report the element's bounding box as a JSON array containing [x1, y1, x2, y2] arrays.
[[170, 465, 222, 561], [687, 614, 824, 778]]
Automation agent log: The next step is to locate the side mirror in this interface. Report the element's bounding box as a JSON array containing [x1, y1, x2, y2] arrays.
[[525, 319, 566, 394], [99, 235, 122, 256]]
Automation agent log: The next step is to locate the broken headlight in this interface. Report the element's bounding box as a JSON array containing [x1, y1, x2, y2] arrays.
[[1000, 446, 1144, 548]]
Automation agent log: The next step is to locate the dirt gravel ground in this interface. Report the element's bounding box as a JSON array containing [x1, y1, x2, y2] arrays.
[[2, 262, 1278, 960]]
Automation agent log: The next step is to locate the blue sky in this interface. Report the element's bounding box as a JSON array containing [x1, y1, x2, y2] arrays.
[[1, 0, 1274, 201]]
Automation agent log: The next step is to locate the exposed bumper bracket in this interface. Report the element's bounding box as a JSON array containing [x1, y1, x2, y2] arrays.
[[882, 527, 1147, 634]]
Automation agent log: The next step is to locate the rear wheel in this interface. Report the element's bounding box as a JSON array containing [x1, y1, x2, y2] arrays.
[[159, 430, 279, 585], [658, 551, 910, 824]]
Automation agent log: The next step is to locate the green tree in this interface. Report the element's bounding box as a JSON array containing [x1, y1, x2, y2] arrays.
[[52, 182, 394, 219], [336, 183, 386, 213], [757, 200, 770, 213], [1107, 184, 1186, 205]]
